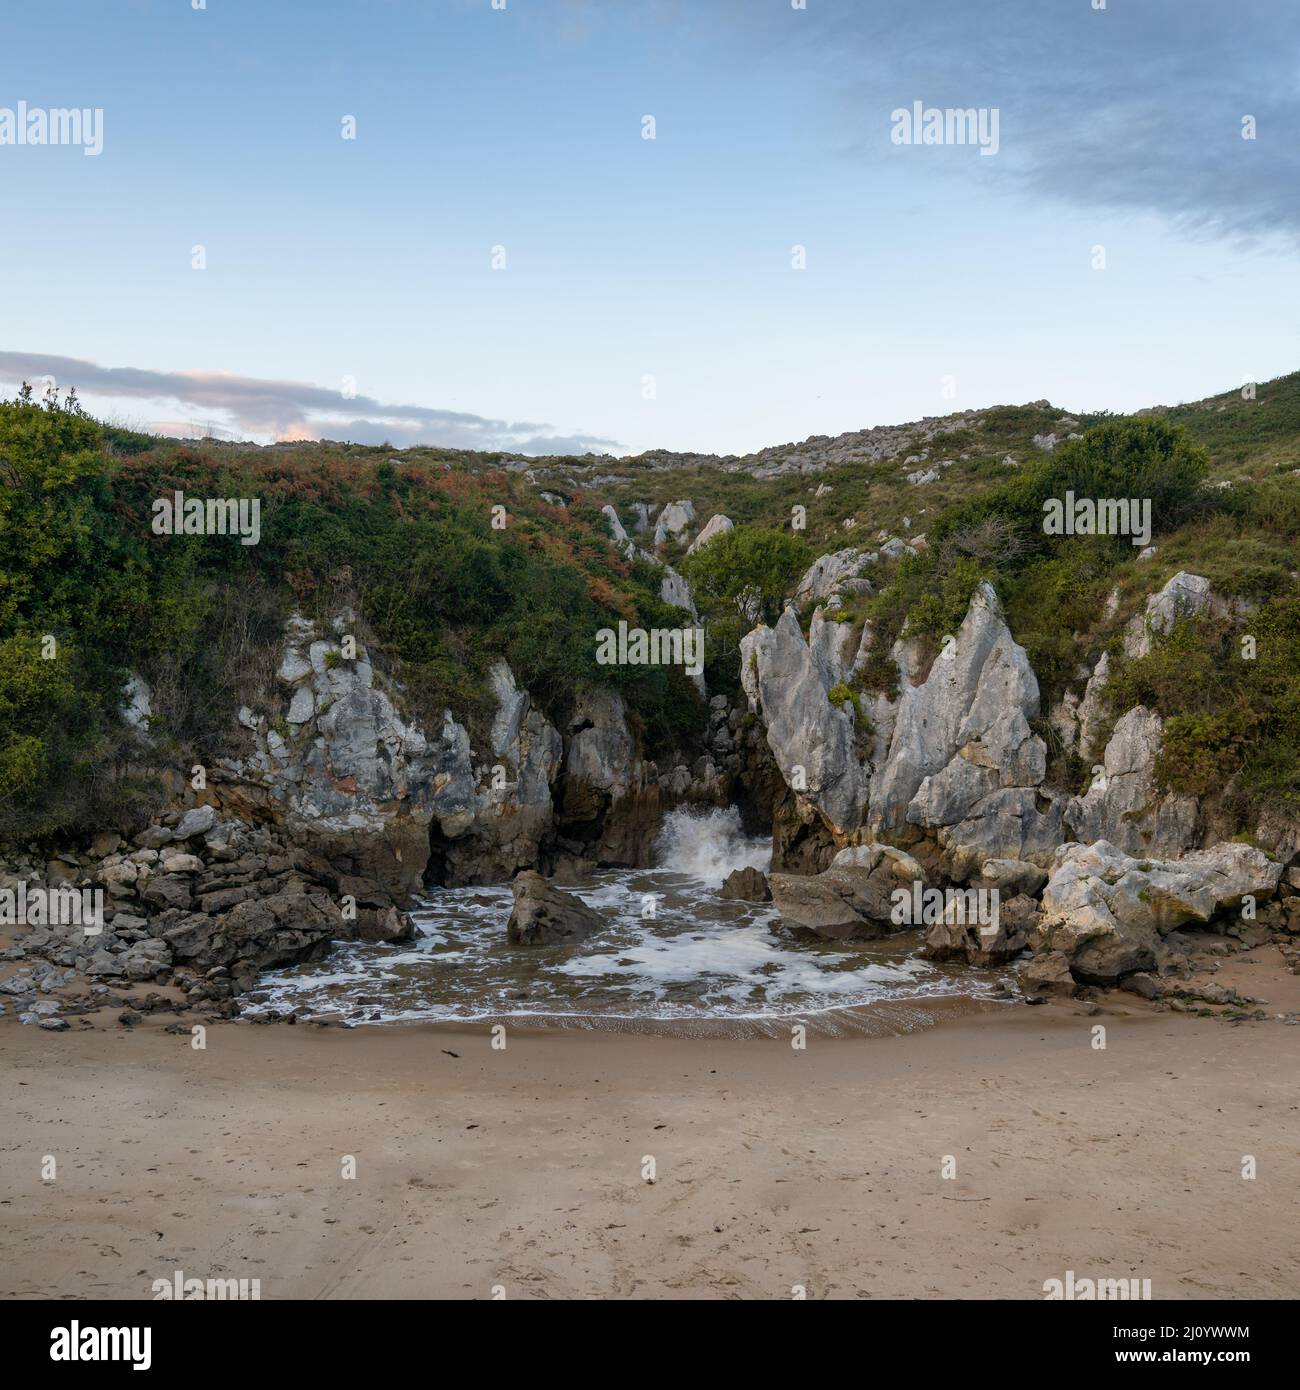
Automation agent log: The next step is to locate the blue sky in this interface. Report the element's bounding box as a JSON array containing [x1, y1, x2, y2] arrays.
[[1, 0, 1297, 455]]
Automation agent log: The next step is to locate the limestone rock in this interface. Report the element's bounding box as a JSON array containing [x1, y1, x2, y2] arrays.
[[793, 548, 873, 607], [601, 504, 629, 545], [719, 866, 771, 902], [1019, 950, 1076, 996], [741, 608, 870, 838], [506, 871, 603, 946], [653, 500, 696, 547], [686, 514, 734, 555], [1064, 706, 1198, 858], [1123, 571, 1213, 660], [921, 892, 1037, 965], [869, 582, 1060, 871], [769, 845, 922, 940], [1038, 839, 1283, 983]]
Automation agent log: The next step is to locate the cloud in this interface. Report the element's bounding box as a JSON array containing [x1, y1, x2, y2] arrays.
[[0, 351, 623, 457], [799, 0, 1300, 244]]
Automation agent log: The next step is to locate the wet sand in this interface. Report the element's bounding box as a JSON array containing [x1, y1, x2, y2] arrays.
[[2, 969, 1298, 1300]]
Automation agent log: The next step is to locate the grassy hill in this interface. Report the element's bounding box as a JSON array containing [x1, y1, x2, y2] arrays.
[[2, 372, 1297, 846]]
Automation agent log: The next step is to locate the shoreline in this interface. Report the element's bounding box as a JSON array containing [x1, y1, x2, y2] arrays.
[[4, 955, 1298, 1301]]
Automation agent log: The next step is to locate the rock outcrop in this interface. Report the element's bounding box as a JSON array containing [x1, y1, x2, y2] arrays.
[[921, 892, 1038, 966], [556, 689, 663, 870], [506, 871, 603, 946], [1, 807, 417, 1005], [1036, 839, 1284, 983], [1064, 706, 1198, 858], [868, 582, 1062, 876], [1122, 571, 1214, 660], [230, 613, 447, 901], [432, 661, 564, 885], [686, 514, 734, 555], [719, 866, 771, 901], [653, 500, 696, 547], [793, 548, 874, 607], [741, 608, 871, 842], [769, 844, 923, 940]]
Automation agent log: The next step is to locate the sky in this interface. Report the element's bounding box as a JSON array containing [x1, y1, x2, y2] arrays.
[[1, 0, 1298, 457]]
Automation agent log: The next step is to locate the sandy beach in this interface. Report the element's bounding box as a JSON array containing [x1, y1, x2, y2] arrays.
[[3, 950, 1298, 1301]]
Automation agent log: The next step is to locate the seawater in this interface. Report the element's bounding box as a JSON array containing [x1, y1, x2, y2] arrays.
[[242, 807, 1001, 1027]]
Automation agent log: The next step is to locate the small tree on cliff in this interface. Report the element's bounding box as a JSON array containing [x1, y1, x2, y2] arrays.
[[679, 525, 807, 629]]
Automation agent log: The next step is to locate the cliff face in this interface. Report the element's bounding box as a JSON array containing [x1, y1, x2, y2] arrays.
[[739, 570, 1282, 880], [204, 613, 742, 898]]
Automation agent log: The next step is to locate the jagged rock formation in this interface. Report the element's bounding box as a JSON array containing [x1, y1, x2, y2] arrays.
[[741, 608, 871, 845], [792, 547, 875, 607], [556, 688, 664, 872], [222, 613, 446, 902], [653, 499, 696, 547], [1036, 839, 1284, 983], [686, 513, 734, 555], [769, 844, 924, 940], [1064, 706, 1198, 858], [601, 504, 629, 544], [431, 661, 564, 885], [868, 582, 1062, 876], [921, 892, 1038, 966], [719, 866, 771, 901]]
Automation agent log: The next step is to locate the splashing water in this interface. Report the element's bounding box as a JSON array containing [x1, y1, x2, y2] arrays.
[[242, 806, 1000, 1028], [654, 805, 770, 885]]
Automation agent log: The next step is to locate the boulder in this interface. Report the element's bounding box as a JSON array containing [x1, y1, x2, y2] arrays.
[[174, 805, 219, 841], [922, 892, 1038, 965], [769, 844, 923, 940], [977, 858, 1048, 898], [163, 889, 343, 975], [506, 871, 603, 946], [792, 548, 873, 607], [123, 938, 172, 981], [686, 514, 734, 555], [1019, 950, 1076, 997], [1038, 839, 1284, 984], [719, 867, 771, 902], [141, 873, 193, 912]]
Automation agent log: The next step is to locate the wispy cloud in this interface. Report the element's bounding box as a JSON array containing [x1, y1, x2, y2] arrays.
[[800, 0, 1300, 245], [0, 351, 622, 457]]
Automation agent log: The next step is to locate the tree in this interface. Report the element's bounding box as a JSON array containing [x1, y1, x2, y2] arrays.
[[679, 525, 807, 628]]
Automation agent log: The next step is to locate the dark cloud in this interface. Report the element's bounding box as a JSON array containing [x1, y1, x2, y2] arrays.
[[0, 351, 622, 457], [795, 0, 1300, 244]]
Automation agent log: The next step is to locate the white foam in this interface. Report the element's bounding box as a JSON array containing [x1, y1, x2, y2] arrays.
[[654, 805, 770, 885]]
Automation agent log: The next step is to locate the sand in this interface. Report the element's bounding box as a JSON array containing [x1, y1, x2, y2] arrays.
[[2, 965, 1299, 1301]]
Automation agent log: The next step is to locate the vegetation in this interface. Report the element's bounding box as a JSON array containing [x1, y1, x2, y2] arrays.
[[679, 526, 808, 696], [2, 367, 1297, 845], [0, 387, 705, 844]]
